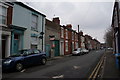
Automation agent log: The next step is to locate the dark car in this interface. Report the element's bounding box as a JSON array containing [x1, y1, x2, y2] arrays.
[[2, 49, 47, 72]]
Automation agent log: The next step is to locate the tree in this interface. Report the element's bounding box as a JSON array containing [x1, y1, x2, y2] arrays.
[[104, 27, 113, 48]]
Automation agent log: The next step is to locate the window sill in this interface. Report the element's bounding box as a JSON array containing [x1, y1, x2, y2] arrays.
[[0, 24, 7, 27], [61, 36, 64, 38]]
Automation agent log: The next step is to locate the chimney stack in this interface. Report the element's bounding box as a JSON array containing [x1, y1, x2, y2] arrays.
[[66, 24, 72, 28], [52, 17, 60, 25], [79, 31, 83, 36]]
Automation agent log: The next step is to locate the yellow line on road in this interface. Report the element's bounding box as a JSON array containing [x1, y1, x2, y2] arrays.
[[88, 54, 105, 80]]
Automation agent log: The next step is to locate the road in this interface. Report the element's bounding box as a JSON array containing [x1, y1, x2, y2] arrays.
[[2, 50, 105, 79]]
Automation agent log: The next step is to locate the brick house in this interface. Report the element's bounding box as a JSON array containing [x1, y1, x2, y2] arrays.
[[85, 35, 100, 50], [61, 24, 72, 55], [0, 1, 13, 58], [85, 35, 93, 50], [93, 39, 100, 50], [60, 24, 78, 55], [72, 30, 79, 51], [79, 31, 85, 49], [45, 18, 60, 57]]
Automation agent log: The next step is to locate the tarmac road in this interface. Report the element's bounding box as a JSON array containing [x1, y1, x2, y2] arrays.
[[2, 50, 104, 79]]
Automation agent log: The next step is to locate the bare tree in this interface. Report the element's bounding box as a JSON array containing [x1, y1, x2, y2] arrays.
[[104, 27, 113, 48]]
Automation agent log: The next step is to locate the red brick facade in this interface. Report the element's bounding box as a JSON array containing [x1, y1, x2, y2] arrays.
[[60, 24, 78, 55]]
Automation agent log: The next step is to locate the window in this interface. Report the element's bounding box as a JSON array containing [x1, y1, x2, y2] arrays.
[[31, 45, 37, 49], [34, 50, 39, 54], [31, 14, 38, 31], [75, 33, 77, 41], [61, 27, 64, 38], [76, 34, 78, 41], [32, 37, 38, 42], [65, 40, 68, 52], [76, 42, 78, 49], [66, 29, 68, 39], [72, 42, 74, 51], [0, 6, 7, 25], [23, 50, 33, 55], [72, 32, 74, 40]]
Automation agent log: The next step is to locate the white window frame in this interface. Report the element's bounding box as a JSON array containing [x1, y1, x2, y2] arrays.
[[66, 29, 68, 39], [61, 27, 64, 38], [76, 34, 78, 41], [75, 33, 77, 40], [72, 32, 74, 40], [0, 4, 8, 27], [31, 14, 38, 31], [65, 40, 68, 52], [72, 42, 74, 51], [76, 42, 78, 49]]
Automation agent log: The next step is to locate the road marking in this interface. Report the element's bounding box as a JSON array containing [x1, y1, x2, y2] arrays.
[[52, 75, 64, 78], [20, 69, 26, 72], [88, 53, 105, 80], [73, 66, 81, 69]]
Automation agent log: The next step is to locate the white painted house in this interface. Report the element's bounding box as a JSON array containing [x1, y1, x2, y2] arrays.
[[0, 1, 13, 58], [11, 2, 46, 55]]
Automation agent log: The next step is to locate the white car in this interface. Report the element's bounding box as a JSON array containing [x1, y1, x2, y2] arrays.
[[81, 48, 89, 54], [72, 48, 82, 56]]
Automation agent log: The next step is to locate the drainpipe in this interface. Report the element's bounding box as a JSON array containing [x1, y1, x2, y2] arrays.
[[42, 16, 44, 51]]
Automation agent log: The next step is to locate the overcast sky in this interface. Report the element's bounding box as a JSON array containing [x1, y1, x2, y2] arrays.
[[18, 0, 115, 43]]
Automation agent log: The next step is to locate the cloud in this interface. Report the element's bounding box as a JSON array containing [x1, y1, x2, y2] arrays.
[[19, 1, 114, 43]]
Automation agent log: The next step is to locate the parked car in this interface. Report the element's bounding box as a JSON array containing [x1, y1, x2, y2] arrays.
[[81, 48, 89, 54], [107, 47, 113, 51], [72, 48, 82, 56], [2, 49, 47, 72]]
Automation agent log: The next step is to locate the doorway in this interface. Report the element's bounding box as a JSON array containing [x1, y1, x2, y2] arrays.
[[2, 36, 6, 58], [60, 42, 64, 55]]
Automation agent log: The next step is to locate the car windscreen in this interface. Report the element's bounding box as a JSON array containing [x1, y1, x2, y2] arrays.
[[74, 49, 77, 51]]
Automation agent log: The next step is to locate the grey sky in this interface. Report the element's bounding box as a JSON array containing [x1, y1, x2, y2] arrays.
[[18, 0, 114, 43]]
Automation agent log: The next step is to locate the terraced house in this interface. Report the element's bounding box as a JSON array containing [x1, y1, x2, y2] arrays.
[[45, 18, 60, 57], [61, 24, 79, 55], [11, 2, 46, 55], [0, 1, 13, 58]]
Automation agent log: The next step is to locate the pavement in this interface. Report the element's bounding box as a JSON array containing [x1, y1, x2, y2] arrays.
[[102, 50, 120, 78]]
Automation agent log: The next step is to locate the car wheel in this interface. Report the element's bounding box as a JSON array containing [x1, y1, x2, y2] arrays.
[[15, 63, 23, 71], [41, 58, 46, 65]]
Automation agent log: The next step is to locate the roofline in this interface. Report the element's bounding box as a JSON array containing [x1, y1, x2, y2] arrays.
[[13, 2, 46, 17], [60, 25, 78, 33]]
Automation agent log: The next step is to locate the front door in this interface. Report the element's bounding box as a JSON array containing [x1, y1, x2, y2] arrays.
[[54, 40, 60, 56], [14, 34, 19, 54], [2, 36, 6, 58], [60, 42, 64, 55]]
